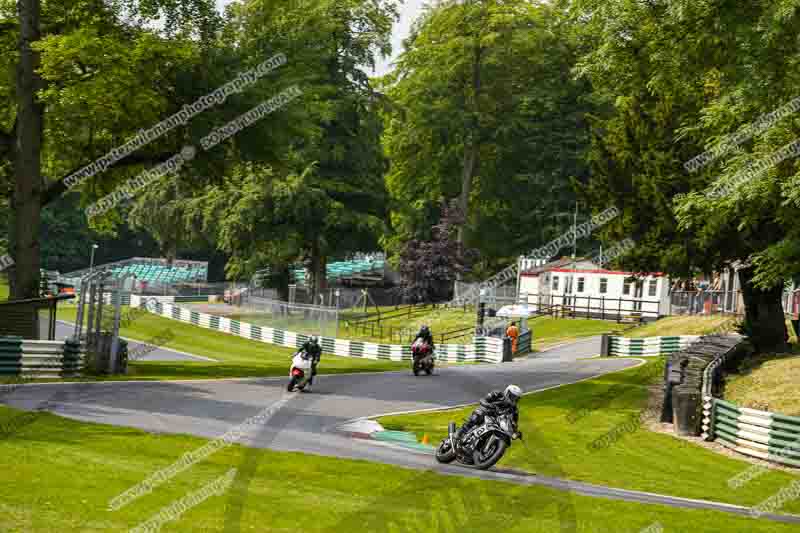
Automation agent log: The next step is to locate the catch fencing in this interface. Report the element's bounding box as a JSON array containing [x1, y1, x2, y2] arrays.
[[0, 337, 84, 377], [602, 335, 700, 357], [230, 296, 339, 338], [140, 300, 507, 364]]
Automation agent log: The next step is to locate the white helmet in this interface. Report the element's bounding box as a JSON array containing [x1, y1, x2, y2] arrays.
[[504, 385, 522, 405]]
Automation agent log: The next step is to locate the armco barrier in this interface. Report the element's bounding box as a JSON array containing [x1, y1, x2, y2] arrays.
[[603, 335, 699, 357], [142, 300, 506, 363], [703, 398, 800, 467], [0, 337, 85, 378]]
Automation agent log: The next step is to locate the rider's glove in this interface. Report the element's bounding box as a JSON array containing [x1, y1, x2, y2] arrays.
[[516, 430, 523, 440]]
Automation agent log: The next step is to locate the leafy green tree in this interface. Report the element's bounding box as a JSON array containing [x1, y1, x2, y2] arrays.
[[565, 0, 800, 351], [1, 0, 218, 298], [173, 0, 396, 297], [381, 0, 593, 276]]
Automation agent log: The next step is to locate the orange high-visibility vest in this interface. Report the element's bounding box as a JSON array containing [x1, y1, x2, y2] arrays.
[[506, 325, 520, 353]]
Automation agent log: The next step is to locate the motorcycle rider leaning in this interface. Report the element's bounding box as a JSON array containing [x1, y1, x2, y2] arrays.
[[299, 335, 322, 391], [453, 385, 523, 445]]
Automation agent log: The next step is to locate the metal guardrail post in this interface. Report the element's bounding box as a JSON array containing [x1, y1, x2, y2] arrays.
[[600, 334, 610, 357]]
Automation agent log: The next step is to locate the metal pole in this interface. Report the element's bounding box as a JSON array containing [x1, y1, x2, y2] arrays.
[[110, 273, 134, 373], [85, 281, 97, 346]]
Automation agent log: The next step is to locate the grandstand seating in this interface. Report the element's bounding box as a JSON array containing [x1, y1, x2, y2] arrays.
[[287, 259, 386, 285], [108, 263, 206, 284], [61, 257, 208, 285]]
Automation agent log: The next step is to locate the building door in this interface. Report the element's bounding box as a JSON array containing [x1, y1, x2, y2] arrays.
[[634, 281, 644, 312], [564, 275, 574, 308]]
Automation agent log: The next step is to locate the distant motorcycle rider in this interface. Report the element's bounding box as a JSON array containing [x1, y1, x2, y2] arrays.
[[413, 325, 435, 350], [453, 385, 523, 445], [299, 335, 322, 390]]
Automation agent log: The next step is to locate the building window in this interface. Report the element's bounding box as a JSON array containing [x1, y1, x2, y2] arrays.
[[599, 278, 608, 294], [552, 276, 559, 291], [623, 281, 631, 295], [648, 279, 658, 297], [577, 277, 585, 293]]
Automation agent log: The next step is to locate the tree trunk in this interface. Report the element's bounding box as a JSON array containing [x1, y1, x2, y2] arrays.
[[12, 0, 44, 300], [277, 263, 290, 302], [738, 266, 788, 353], [457, 43, 483, 246], [309, 240, 327, 305]]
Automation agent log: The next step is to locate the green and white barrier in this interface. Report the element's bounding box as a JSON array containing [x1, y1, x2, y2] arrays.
[[703, 397, 800, 467], [604, 335, 699, 357], [142, 300, 506, 364], [0, 337, 84, 378]]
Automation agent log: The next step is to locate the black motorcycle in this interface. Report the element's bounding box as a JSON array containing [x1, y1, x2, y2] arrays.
[[411, 339, 435, 376], [435, 409, 522, 470]]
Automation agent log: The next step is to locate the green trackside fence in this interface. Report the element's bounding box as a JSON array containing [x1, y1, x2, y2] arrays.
[[602, 334, 700, 357], [0, 337, 85, 378], [140, 300, 509, 364], [703, 397, 800, 467]]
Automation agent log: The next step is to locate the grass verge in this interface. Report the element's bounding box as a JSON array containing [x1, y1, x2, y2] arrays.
[[0, 403, 796, 532], [378, 358, 800, 514], [624, 315, 737, 338], [725, 347, 800, 416], [54, 305, 406, 380]]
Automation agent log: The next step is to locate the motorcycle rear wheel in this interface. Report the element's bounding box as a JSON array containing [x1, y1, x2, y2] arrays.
[[472, 436, 508, 470]]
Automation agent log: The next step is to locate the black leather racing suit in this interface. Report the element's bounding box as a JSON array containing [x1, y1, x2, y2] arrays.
[[300, 340, 322, 385], [454, 390, 519, 443]]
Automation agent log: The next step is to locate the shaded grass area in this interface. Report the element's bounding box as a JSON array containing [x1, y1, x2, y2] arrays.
[[726, 347, 800, 416], [379, 358, 800, 514], [0, 404, 796, 532], [54, 305, 406, 380]]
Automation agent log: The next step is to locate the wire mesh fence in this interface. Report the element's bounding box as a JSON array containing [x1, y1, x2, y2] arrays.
[[669, 290, 742, 316], [230, 295, 340, 337]]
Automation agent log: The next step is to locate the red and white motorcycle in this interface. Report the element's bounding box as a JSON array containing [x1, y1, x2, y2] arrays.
[[288, 350, 314, 392], [411, 338, 435, 376]]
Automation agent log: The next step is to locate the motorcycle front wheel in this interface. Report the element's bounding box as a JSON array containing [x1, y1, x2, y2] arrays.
[[435, 439, 457, 463], [472, 436, 508, 470], [287, 376, 300, 392]]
